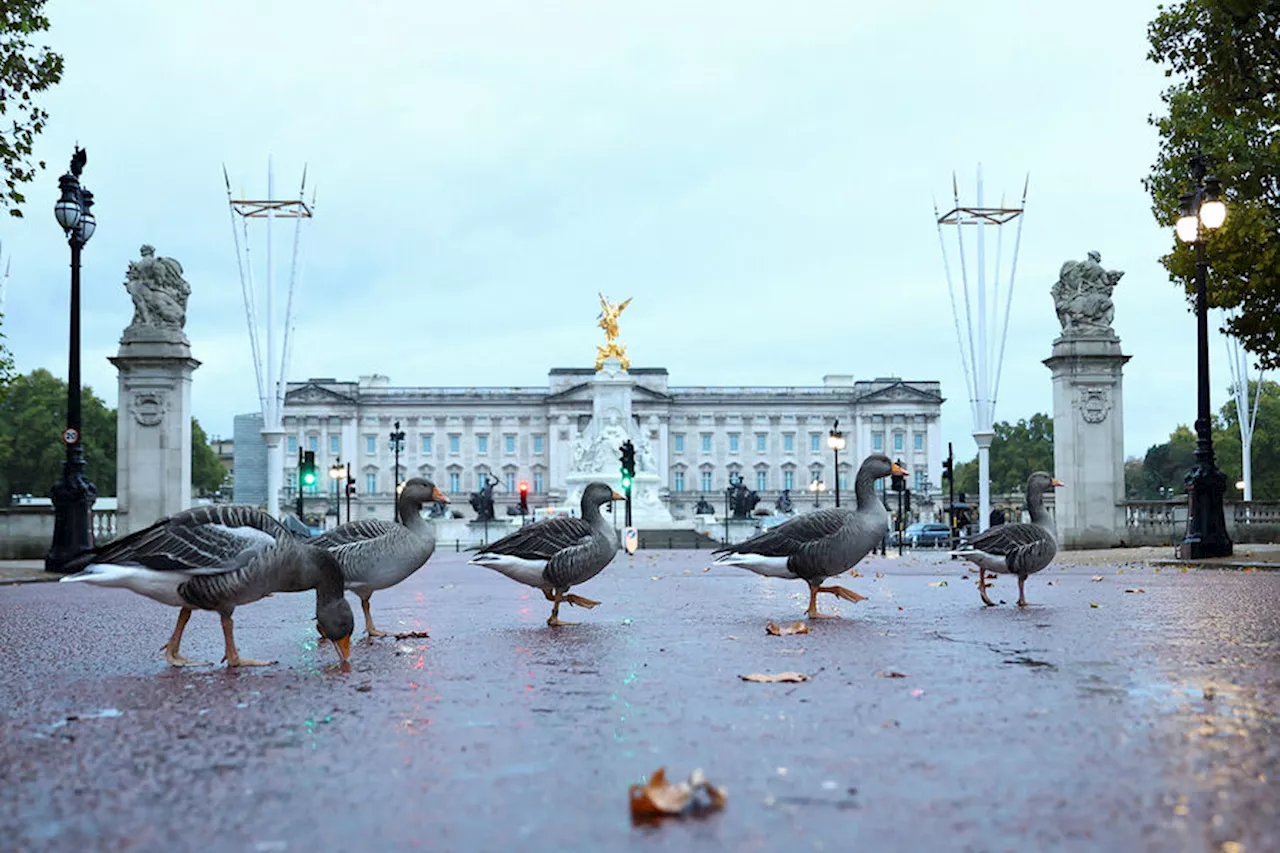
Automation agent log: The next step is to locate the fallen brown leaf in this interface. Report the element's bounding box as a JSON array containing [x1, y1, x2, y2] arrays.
[[629, 767, 728, 820], [765, 621, 809, 637], [1089, 602, 1101, 608], [875, 572, 885, 579], [1124, 588, 1146, 594], [848, 570, 863, 578], [877, 670, 908, 678], [740, 672, 810, 683]]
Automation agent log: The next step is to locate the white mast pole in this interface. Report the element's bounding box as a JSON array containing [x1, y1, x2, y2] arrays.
[[974, 164, 993, 533], [260, 157, 285, 519]]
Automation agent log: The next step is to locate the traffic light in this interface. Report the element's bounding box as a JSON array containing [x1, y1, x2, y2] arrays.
[[301, 451, 317, 488], [890, 458, 906, 493], [518, 480, 529, 517], [619, 440, 636, 490], [346, 480, 357, 498], [941, 457, 954, 482]]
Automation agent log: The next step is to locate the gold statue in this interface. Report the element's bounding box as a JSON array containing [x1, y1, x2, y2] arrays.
[[595, 293, 632, 370]]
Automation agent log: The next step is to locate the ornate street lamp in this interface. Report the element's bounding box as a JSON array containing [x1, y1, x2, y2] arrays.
[[389, 420, 405, 522], [1174, 153, 1232, 559], [807, 476, 826, 509], [827, 420, 846, 507], [46, 147, 98, 573]]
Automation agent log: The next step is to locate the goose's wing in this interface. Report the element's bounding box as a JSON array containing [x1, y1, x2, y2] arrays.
[[479, 517, 593, 560], [63, 505, 282, 574], [962, 522, 1056, 572], [713, 509, 847, 558], [310, 519, 395, 549]]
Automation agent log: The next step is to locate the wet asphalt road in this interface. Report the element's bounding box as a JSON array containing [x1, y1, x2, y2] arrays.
[[1, 549, 1277, 853]]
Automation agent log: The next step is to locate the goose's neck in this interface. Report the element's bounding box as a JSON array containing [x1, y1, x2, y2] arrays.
[[1027, 486, 1053, 528], [399, 506, 433, 538], [854, 468, 882, 511], [581, 501, 609, 532], [308, 548, 347, 605]]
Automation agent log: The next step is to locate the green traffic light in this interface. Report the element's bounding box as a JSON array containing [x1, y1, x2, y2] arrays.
[[303, 472, 316, 485], [621, 476, 632, 489]]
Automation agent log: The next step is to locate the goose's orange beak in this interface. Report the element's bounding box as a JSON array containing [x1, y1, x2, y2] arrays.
[[890, 462, 909, 477], [611, 490, 626, 501], [433, 487, 450, 503], [335, 635, 351, 663], [1051, 478, 1065, 487]]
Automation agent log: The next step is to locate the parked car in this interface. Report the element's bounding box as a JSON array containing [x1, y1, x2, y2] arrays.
[[903, 522, 951, 547]]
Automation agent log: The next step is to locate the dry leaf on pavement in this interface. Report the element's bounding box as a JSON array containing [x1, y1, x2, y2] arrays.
[[1091, 576, 1104, 582], [876, 670, 908, 678], [1089, 602, 1101, 608], [1124, 588, 1146, 594], [765, 621, 809, 636], [739, 672, 810, 683], [630, 768, 727, 821]]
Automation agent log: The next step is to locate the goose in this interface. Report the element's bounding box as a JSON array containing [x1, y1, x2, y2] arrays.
[[309, 477, 448, 639], [712, 454, 906, 618], [59, 505, 354, 667], [952, 472, 1063, 607], [468, 481, 624, 626]]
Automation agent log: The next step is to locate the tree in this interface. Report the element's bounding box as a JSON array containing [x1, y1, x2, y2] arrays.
[[1137, 424, 1199, 499], [1145, 0, 1280, 368], [191, 418, 226, 496], [0, 312, 14, 388], [951, 413, 1056, 496], [1, 1, 64, 217], [0, 368, 115, 504], [1206, 379, 1280, 499]]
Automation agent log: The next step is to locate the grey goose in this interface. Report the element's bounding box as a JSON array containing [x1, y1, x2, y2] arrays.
[[953, 471, 1063, 607]]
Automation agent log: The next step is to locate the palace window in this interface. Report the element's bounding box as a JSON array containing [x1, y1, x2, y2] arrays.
[[365, 473, 377, 494], [756, 434, 767, 452], [701, 434, 712, 453], [756, 470, 768, 492], [533, 471, 545, 493], [308, 435, 318, 453], [533, 434, 544, 454], [894, 433, 904, 452], [674, 434, 685, 453], [810, 433, 820, 453], [729, 433, 740, 452], [504, 435, 516, 454], [701, 470, 713, 491], [673, 471, 685, 493], [287, 436, 298, 455], [914, 433, 923, 451], [477, 435, 488, 454], [783, 469, 795, 490], [504, 471, 515, 492], [422, 435, 433, 454], [783, 434, 795, 453], [872, 432, 883, 452], [365, 435, 376, 454], [448, 471, 460, 492], [329, 435, 339, 454], [449, 435, 460, 454]]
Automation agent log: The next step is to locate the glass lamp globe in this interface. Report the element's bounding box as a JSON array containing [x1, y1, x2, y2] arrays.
[[1175, 214, 1200, 243], [1199, 199, 1226, 230]]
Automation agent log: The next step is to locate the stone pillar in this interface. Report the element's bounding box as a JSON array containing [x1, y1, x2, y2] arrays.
[[109, 245, 199, 536], [110, 332, 200, 536], [1043, 251, 1130, 549]]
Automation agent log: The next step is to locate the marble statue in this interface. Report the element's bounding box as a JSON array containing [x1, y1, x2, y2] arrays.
[[694, 497, 716, 515], [776, 489, 794, 515], [595, 293, 632, 371], [124, 245, 190, 338], [1051, 251, 1124, 337]]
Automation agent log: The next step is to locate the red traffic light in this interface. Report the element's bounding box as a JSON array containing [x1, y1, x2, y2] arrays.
[[518, 481, 529, 494]]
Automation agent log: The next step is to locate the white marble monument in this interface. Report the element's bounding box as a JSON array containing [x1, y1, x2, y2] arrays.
[[1043, 251, 1130, 548], [109, 245, 199, 536]]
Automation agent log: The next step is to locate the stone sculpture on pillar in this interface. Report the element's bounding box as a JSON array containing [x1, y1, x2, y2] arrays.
[[109, 245, 200, 536], [1043, 251, 1130, 548]]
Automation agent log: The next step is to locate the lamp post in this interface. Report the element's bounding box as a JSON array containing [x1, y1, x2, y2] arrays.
[[807, 477, 826, 509], [827, 420, 846, 507], [45, 147, 98, 573], [329, 459, 345, 527], [1174, 153, 1232, 559], [389, 420, 405, 522]]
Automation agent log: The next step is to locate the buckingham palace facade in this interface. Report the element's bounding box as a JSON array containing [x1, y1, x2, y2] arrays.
[[252, 368, 944, 522]]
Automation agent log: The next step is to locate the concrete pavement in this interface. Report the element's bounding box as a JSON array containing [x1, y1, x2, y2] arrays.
[[1, 549, 1277, 852]]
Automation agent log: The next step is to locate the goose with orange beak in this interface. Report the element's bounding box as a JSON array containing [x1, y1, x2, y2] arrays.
[[713, 454, 906, 619], [310, 477, 448, 639], [952, 472, 1063, 607], [469, 482, 624, 626]]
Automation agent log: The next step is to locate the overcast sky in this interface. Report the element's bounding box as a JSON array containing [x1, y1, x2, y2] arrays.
[[1, 0, 1250, 463]]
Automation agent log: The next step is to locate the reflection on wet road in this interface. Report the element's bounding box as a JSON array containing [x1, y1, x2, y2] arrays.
[[1, 550, 1276, 851]]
